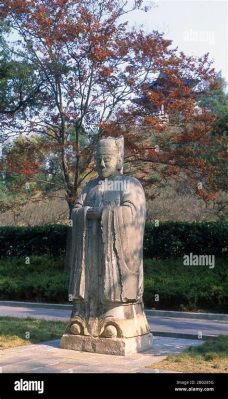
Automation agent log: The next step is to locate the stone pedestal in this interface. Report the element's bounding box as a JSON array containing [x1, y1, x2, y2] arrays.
[[60, 302, 152, 355], [60, 333, 153, 356]]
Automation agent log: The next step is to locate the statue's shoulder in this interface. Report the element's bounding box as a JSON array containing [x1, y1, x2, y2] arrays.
[[122, 175, 144, 190], [82, 178, 99, 192]]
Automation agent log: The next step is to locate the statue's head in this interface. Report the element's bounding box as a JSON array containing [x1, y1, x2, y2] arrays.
[[96, 136, 124, 179]]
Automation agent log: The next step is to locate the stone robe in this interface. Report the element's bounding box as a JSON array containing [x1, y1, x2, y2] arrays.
[[69, 175, 146, 316]]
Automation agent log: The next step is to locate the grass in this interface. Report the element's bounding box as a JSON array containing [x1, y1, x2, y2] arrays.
[[149, 335, 228, 373], [0, 317, 67, 349]]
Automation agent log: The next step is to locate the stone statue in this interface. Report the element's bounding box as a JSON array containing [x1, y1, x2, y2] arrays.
[[60, 136, 152, 355]]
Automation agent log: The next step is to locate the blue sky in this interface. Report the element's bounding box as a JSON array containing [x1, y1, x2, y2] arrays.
[[126, 0, 228, 87]]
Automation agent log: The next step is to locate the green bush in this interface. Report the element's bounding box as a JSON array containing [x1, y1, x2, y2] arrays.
[[144, 221, 228, 258], [143, 257, 228, 312], [0, 255, 69, 303], [0, 254, 227, 311], [0, 221, 227, 259], [0, 225, 67, 258]]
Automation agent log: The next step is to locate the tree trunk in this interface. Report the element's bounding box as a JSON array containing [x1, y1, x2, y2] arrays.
[[64, 201, 75, 272]]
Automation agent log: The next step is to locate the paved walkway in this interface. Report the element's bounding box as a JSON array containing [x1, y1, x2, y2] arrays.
[[0, 336, 203, 373], [1, 304, 227, 339], [2, 303, 225, 373]]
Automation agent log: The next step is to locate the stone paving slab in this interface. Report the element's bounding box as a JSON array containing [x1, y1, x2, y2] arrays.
[[0, 336, 203, 374]]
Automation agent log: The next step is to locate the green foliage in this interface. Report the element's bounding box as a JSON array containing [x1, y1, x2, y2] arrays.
[[0, 222, 227, 309], [0, 221, 227, 258], [0, 42, 42, 119], [199, 73, 228, 115], [0, 225, 67, 258], [0, 254, 227, 311], [212, 113, 228, 137], [0, 59, 39, 114], [199, 73, 228, 136], [0, 255, 69, 302], [0, 179, 16, 212], [143, 257, 228, 311], [144, 221, 228, 258], [184, 335, 228, 359]]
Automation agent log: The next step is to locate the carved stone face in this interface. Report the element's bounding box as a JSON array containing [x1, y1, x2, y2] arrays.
[[96, 144, 119, 179]]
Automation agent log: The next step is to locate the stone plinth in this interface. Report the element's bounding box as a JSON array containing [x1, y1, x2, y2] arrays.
[[60, 333, 153, 356]]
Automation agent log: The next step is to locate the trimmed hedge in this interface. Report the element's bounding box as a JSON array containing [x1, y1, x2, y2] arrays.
[[144, 221, 228, 258], [0, 225, 67, 258], [0, 221, 227, 259]]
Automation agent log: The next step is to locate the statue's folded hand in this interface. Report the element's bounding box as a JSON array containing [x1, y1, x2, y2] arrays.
[[87, 207, 103, 219]]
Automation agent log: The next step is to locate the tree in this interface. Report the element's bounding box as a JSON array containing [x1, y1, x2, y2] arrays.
[[199, 72, 228, 136], [196, 73, 228, 218], [0, 22, 47, 214], [0, 0, 218, 216], [0, 22, 45, 145]]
